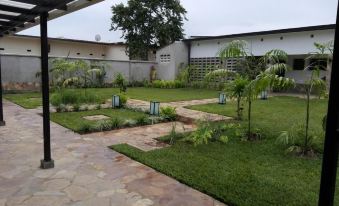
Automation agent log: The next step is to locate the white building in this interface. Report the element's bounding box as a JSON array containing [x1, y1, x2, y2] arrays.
[[0, 34, 129, 60], [157, 24, 335, 84]]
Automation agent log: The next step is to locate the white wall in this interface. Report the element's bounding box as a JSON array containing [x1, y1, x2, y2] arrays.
[[156, 41, 188, 80], [190, 29, 335, 58], [0, 35, 130, 60]]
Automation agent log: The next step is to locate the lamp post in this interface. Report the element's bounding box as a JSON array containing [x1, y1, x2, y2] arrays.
[[219, 93, 226, 104], [150, 101, 160, 116], [260, 90, 268, 100], [112, 95, 120, 108]]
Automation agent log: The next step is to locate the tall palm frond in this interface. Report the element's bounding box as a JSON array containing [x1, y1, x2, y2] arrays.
[[218, 40, 249, 60]]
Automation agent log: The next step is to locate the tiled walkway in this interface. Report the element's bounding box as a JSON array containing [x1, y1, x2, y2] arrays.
[[127, 99, 232, 123], [0, 100, 225, 206]]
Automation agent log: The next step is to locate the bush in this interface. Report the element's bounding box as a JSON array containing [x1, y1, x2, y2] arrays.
[[151, 80, 185, 89], [276, 123, 324, 156], [51, 90, 99, 106], [110, 117, 123, 129], [78, 122, 92, 134], [136, 116, 150, 125], [118, 93, 128, 107], [183, 122, 242, 146], [114, 73, 127, 92], [73, 104, 80, 112], [160, 106, 177, 121]]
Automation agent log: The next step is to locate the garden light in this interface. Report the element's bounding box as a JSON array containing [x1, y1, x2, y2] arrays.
[[150, 101, 160, 115], [112, 95, 121, 108], [219, 93, 226, 104]]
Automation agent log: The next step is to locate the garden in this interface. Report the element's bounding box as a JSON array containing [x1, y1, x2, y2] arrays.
[[4, 40, 337, 205]]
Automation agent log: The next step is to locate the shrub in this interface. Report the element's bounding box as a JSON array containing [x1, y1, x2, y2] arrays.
[[55, 104, 66, 113], [160, 106, 177, 121], [78, 122, 92, 134], [151, 80, 185, 89], [276, 123, 324, 156], [51, 90, 99, 106], [136, 116, 150, 125], [73, 104, 80, 112], [184, 121, 214, 146], [114, 73, 127, 92], [110, 117, 123, 129], [118, 93, 128, 107], [183, 122, 242, 146], [96, 104, 101, 110], [95, 120, 112, 131]]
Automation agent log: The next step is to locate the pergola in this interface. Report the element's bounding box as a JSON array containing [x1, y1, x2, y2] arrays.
[[0, 0, 338, 205]]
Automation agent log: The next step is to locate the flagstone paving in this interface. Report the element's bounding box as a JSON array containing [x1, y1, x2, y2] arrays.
[[0, 100, 225, 206], [127, 98, 232, 123]]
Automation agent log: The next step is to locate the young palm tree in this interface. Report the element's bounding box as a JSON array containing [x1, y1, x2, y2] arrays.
[[219, 41, 294, 139], [225, 74, 249, 120]]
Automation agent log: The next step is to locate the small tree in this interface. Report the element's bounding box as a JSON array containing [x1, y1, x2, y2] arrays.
[[225, 74, 249, 120], [219, 40, 294, 139], [114, 73, 127, 92]]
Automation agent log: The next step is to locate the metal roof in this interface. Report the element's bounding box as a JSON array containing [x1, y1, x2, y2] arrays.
[[184, 24, 336, 42], [0, 0, 103, 37]]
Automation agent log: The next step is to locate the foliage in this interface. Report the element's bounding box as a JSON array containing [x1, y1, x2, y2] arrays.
[[47, 58, 107, 89], [136, 116, 150, 125], [224, 75, 249, 120], [200, 42, 295, 141], [114, 73, 127, 92], [160, 106, 177, 121], [50, 90, 100, 106], [176, 65, 195, 85], [150, 80, 185, 89], [183, 121, 214, 146], [277, 123, 323, 155], [117, 93, 128, 107], [51, 108, 155, 134], [204, 68, 236, 87], [110, 0, 187, 60], [183, 122, 242, 146]]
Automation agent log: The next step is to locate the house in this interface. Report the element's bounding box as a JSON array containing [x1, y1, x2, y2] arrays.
[[157, 24, 335, 84]]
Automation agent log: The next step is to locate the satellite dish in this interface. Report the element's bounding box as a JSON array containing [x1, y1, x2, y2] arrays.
[[95, 34, 101, 42]]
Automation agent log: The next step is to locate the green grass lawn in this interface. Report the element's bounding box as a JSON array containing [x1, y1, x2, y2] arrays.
[[111, 97, 338, 206], [4, 87, 218, 109], [4, 92, 42, 109], [50, 108, 148, 133]]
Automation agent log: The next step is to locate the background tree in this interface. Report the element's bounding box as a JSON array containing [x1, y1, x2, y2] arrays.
[[110, 0, 187, 60]]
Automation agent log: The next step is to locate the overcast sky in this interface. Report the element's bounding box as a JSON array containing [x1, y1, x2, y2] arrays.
[[19, 0, 338, 43]]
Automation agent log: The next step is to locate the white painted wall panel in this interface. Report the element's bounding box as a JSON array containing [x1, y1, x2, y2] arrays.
[[190, 30, 335, 58]]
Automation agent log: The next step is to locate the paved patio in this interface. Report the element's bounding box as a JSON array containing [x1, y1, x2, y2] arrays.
[[0, 100, 225, 206]]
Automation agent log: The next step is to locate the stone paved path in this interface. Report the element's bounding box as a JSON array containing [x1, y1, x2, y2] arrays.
[[0, 100, 225, 206], [127, 99, 232, 123], [83, 122, 196, 152]]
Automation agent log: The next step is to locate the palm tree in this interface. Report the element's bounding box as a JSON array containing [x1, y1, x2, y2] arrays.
[[219, 40, 295, 139], [225, 74, 249, 120]]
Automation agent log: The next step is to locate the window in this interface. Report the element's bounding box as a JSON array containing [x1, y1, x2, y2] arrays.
[[27, 49, 31, 52], [293, 59, 305, 70], [160, 54, 171, 63], [0, 48, 4, 51], [89, 53, 93, 56], [77, 53, 80, 55], [309, 58, 327, 70]]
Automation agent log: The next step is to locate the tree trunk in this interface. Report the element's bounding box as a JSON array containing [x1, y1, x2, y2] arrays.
[[248, 91, 252, 136], [304, 87, 310, 153], [237, 95, 241, 120]]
